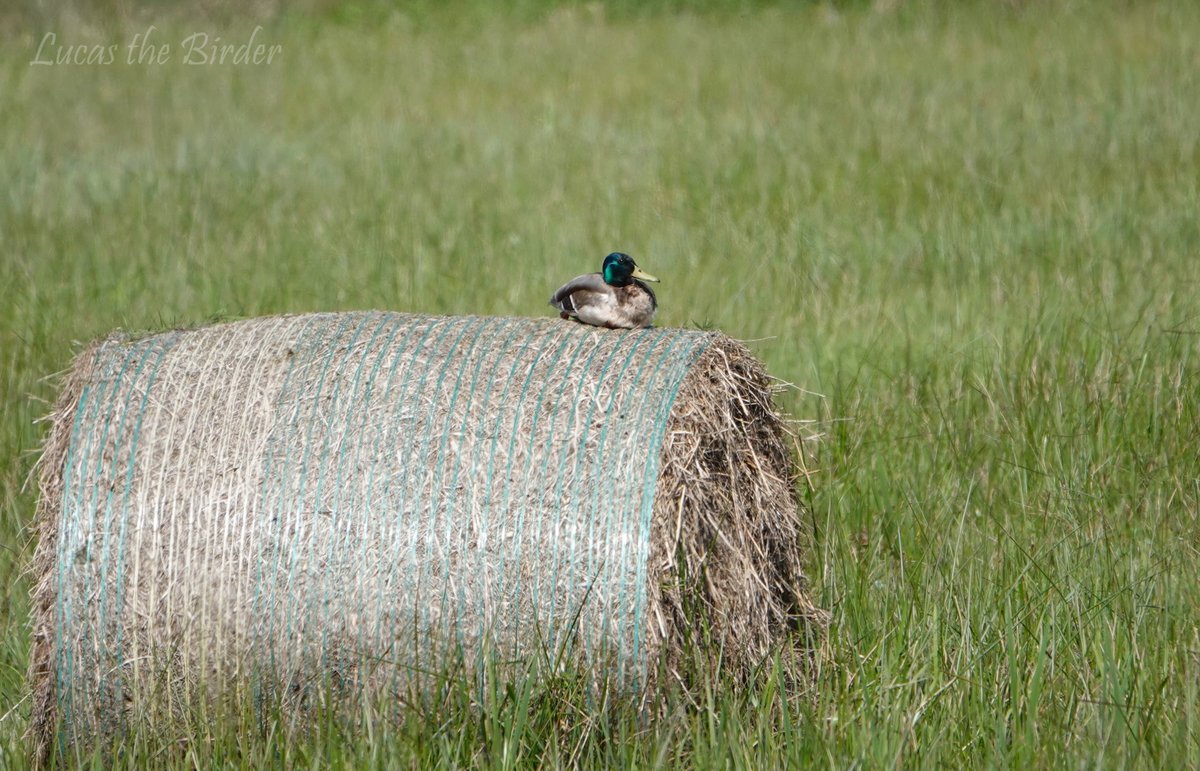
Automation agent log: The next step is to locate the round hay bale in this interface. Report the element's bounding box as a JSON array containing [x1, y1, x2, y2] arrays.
[[28, 312, 825, 758]]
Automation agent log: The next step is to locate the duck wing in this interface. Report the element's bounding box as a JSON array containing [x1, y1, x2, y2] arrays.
[[549, 273, 610, 314]]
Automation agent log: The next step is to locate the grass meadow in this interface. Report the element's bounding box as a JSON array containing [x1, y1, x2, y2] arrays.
[[2, 0, 1199, 766]]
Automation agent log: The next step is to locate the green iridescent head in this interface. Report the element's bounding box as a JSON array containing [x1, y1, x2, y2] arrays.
[[602, 252, 660, 287]]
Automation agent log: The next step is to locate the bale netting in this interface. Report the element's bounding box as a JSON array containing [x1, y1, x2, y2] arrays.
[[29, 311, 826, 757]]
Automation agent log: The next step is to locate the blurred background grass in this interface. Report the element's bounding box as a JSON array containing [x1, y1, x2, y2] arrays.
[[2, 0, 1199, 766]]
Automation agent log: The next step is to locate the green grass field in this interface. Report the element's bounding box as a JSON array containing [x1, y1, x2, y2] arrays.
[[2, 0, 1199, 766]]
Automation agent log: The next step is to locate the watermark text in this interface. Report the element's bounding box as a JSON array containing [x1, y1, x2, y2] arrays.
[[30, 26, 282, 66]]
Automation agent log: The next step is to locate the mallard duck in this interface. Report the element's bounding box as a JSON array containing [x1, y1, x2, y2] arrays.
[[549, 252, 660, 329]]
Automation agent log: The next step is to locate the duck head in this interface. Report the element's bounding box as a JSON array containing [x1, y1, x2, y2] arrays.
[[602, 252, 659, 287]]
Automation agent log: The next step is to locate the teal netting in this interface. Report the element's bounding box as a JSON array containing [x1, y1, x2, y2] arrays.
[[49, 312, 717, 744]]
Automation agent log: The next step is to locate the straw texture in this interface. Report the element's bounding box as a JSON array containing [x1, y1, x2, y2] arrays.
[[28, 312, 824, 759]]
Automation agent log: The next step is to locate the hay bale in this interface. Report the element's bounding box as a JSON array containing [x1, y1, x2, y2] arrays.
[[28, 312, 825, 758]]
